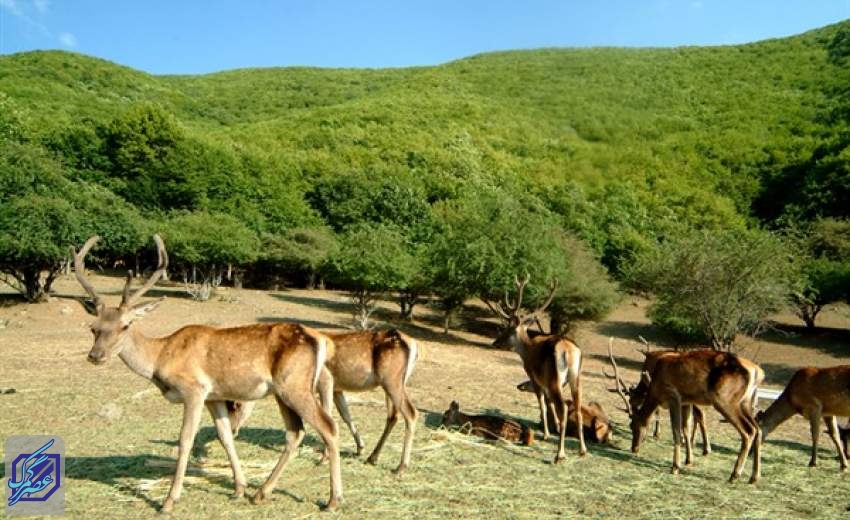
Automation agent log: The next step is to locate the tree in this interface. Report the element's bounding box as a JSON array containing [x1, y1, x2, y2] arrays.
[[261, 226, 339, 288], [0, 141, 145, 301], [324, 223, 417, 329], [625, 228, 796, 350], [161, 212, 261, 300], [790, 218, 850, 328]]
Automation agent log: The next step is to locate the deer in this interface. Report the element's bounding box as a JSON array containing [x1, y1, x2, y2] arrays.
[[607, 339, 712, 458], [441, 401, 534, 445], [757, 365, 850, 470], [626, 349, 763, 483], [72, 235, 343, 513], [492, 275, 587, 463], [227, 329, 419, 474], [515, 381, 612, 443]]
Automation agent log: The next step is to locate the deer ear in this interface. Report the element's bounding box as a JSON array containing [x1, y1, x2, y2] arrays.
[[450, 401, 459, 411]]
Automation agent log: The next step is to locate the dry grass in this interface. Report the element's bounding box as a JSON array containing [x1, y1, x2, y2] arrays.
[[1, 275, 849, 518]]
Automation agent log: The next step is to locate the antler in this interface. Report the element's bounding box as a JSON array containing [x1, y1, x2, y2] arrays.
[[71, 235, 103, 310], [483, 273, 530, 324], [527, 278, 558, 319], [120, 234, 168, 309], [606, 337, 633, 416]]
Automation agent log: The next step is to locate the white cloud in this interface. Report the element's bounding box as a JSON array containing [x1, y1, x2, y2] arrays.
[[33, 0, 48, 13], [59, 32, 76, 47]]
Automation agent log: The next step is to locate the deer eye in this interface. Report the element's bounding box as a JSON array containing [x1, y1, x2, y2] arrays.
[[90, 327, 97, 335], [121, 324, 130, 331]]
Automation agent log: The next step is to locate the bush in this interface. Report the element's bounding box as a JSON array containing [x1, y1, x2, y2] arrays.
[[624, 228, 796, 350]]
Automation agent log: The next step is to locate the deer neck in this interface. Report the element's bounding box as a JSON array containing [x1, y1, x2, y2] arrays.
[[511, 326, 533, 359], [757, 394, 795, 437], [117, 326, 165, 381]]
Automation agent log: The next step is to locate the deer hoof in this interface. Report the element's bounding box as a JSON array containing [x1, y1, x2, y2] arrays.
[[808, 460, 818, 468], [748, 475, 759, 484], [230, 485, 246, 501], [392, 463, 407, 476], [323, 496, 343, 512], [365, 456, 379, 466], [252, 490, 268, 505], [670, 467, 680, 475], [159, 498, 175, 514], [728, 474, 739, 484], [553, 454, 566, 465]]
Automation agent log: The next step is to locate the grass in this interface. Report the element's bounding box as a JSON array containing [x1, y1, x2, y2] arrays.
[[1, 276, 849, 518]]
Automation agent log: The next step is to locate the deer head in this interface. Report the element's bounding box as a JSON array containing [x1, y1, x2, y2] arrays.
[[72, 234, 168, 364], [441, 400, 462, 427], [491, 275, 558, 348]]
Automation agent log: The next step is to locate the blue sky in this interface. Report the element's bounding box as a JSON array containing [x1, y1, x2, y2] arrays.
[[1, 1, 849, 75]]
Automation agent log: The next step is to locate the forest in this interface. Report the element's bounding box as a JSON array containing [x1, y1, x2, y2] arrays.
[[1, 19, 850, 347]]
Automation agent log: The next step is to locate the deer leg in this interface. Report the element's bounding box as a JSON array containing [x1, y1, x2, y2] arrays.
[[536, 390, 550, 441], [652, 410, 661, 439], [569, 371, 587, 456], [333, 391, 365, 456], [824, 416, 848, 470], [713, 402, 756, 483], [367, 394, 398, 466], [669, 399, 683, 475], [253, 398, 307, 506], [161, 395, 205, 513], [682, 405, 694, 466], [808, 409, 823, 468], [378, 384, 418, 475], [744, 403, 761, 483], [694, 406, 711, 455], [207, 402, 247, 499], [289, 393, 343, 511], [554, 393, 568, 464]]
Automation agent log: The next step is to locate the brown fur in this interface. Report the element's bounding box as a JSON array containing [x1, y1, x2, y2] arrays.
[[516, 381, 611, 443], [495, 325, 586, 463], [630, 350, 762, 483], [73, 235, 343, 513], [758, 365, 850, 470], [442, 401, 534, 446], [229, 328, 419, 474]]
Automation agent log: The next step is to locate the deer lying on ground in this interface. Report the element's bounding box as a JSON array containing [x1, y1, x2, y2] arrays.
[[515, 381, 612, 443], [758, 365, 850, 470], [607, 339, 711, 458], [628, 349, 762, 482], [228, 329, 419, 474], [492, 275, 586, 463], [72, 235, 342, 513], [441, 401, 534, 445]]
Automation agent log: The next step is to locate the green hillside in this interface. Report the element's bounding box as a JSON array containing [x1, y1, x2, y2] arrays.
[[1, 20, 849, 300]]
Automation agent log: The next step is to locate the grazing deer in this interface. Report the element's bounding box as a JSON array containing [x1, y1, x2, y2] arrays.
[[607, 339, 711, 458], [441, 401, 534, 445], [628, 349, 762, 482], [72, 235, 342, 513], [492, 275, 586, 463], [228, 329, 419, 474], [516, 381, 612, 443], [757, 365, 850, 470]]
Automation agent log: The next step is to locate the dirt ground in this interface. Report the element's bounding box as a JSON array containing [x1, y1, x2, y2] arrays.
[[1, 274, 849, 517]]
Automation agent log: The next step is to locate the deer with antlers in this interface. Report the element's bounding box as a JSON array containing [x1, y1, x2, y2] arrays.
[[757, 365, 850, 470], [72, 235, 343, 513], [620, 347, 763, 482], [492, 275, 587, 462], [607, 339, 712, 458], [227, 328, 419, 474]]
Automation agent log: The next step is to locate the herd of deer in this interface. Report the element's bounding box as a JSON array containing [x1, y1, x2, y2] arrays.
[[71, 235, 850, 513]]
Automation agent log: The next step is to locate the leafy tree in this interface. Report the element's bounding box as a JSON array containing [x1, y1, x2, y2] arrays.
[[261, 226, 339, 288], [624, 228, 796, 350], [161, 212, 261, 300], [0, 141, 145, 301], [323, 223, 417, 329], [790, 218, 850, 328]]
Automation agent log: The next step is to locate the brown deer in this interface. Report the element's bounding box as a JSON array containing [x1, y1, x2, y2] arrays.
[[628, 349, 762, 483], [757, 365, 850, 470], [492, 275, 586, 463], [607, 339, 711, 458], [441, 401, 534, 445], [515, 381, 612, 443], [72, 235, 342, 513], [228, 329, 419, 474]]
